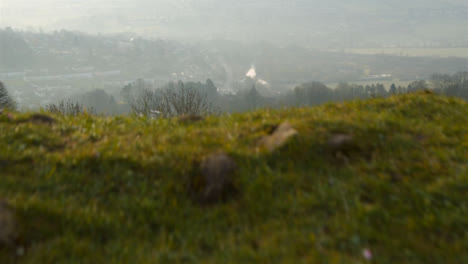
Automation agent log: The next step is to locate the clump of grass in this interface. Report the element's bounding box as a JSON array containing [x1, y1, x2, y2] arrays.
[[0, 92, 467, 263]]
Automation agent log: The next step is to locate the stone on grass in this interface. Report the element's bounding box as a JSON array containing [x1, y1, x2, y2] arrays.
[[327, 134, 354, 150], [327, 133, 357, 162], [258, 122, 298, 152], [195, 153, 237, 204]]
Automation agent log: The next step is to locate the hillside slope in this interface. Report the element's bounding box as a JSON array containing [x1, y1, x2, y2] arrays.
[[0, 92, 467, 263]]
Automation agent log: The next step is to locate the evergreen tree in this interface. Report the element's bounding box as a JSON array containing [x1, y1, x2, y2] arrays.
[[0, 81, 16, 110], [205, 79, 217, 96], [375, 83, 387, 97], [397, 86, 405, 94], [247, 85, 260, 110], [390, 83, 397, 94]]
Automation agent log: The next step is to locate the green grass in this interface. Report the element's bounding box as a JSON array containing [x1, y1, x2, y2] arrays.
[[1, 92, 467, 263]]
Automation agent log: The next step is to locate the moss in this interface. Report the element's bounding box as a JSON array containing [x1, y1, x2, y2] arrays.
[[0, 92, 467, 263]]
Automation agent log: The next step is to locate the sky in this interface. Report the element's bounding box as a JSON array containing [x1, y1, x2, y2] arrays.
[[1, 0, 467, 46]]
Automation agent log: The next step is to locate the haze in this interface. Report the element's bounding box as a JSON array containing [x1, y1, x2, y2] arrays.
[[2, 0, 467, 47], [1, 0, 467, 111]]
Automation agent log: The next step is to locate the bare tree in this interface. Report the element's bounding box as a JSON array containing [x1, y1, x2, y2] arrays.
[[131, 81, 215, 118], [430, 73, 452, 94], [45, 100, 95, 116]]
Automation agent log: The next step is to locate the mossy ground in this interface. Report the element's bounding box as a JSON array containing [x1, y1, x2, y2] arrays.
[[0, 92, 467, 263]]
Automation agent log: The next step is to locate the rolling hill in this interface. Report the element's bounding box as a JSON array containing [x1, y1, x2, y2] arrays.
[[0, 91, 467, 263]]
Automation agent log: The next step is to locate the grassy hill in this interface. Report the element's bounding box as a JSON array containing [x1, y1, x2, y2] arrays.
[[0, 92, 467, 263]]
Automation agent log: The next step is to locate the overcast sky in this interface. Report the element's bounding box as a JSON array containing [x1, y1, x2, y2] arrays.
[[1, 1, 467, 46]]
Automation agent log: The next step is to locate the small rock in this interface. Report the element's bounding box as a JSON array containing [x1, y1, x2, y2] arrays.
[[29, 114, 56, 125], [179, 115, 204, 124], [327, 134, 353, 150], [258, 122, 298, 152], [327, 134, 360, 162], [0, 200, 17, 247], [196, 153, 237, 204]]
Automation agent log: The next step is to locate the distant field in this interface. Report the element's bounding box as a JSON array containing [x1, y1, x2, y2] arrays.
[[326, 48, 468, 58]]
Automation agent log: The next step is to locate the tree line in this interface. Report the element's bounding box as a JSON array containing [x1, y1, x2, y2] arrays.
[[1, 71, 467, 116], [118, 71, 467, 117]]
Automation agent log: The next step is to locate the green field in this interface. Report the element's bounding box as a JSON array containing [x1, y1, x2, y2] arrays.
[[326, 48, 468, 58], [1, 92, 467, 263]]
